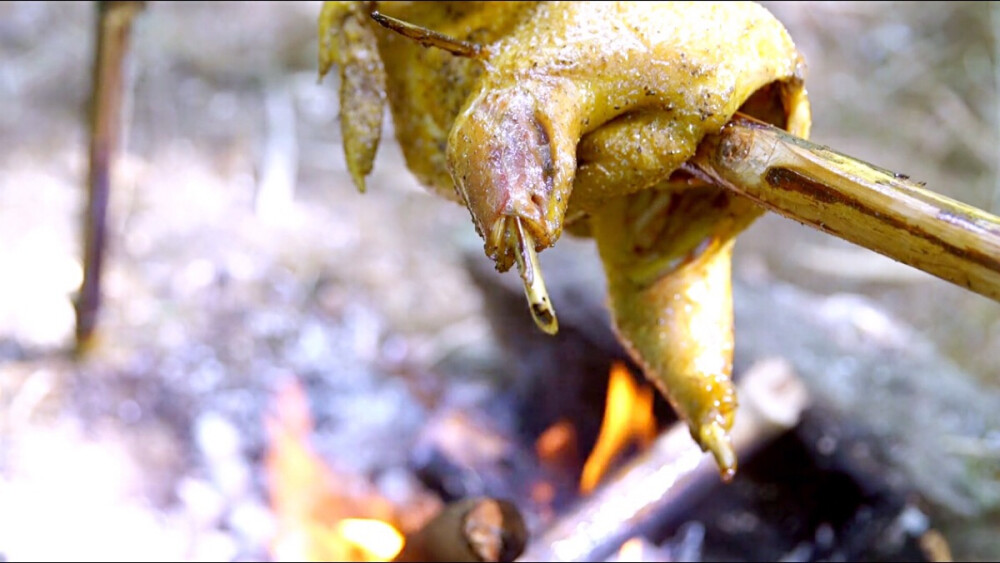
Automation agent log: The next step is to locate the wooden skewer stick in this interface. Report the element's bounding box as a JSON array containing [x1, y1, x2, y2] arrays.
[[75, 0, 144, 354], [688, 114, 1000, 302], [394, 497, 527, 562]]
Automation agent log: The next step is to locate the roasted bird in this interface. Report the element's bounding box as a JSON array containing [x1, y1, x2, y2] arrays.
[[318, 1, 1000, 480]]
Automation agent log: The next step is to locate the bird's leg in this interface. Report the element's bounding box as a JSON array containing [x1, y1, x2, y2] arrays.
[[590, 185, 761, 479]]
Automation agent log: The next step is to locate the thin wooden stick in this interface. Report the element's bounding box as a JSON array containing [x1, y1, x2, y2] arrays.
[[75, 1, 143, 354], [394, 497, 527, 562], [688, 114, 1000, 302]]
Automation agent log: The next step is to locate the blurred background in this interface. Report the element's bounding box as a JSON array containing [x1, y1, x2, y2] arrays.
[[0, 2, 998, 561]]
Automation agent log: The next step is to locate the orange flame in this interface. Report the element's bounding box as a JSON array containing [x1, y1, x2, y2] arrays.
[[265, 378, 404, 562], [579, 362, 657, 494], [326, 519, 405, 562]]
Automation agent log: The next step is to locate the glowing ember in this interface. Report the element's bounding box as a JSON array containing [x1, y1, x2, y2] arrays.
[[265, 378, 405, 562], [535, 418, 577, 467], [579, 362, 657, 494], [530, 480, 556, 506]]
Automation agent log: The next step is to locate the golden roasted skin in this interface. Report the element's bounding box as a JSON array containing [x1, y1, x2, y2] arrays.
[[318, 1, 811, 478]]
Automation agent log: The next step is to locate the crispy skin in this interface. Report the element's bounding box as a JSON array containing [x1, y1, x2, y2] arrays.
[[318, 1, 811, 477], [321, 2, 809, 259]]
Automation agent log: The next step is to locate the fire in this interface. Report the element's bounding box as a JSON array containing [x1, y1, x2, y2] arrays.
[[579, 362, 657, 494], [265, 378, 405, 562], [328, 519, 405, 562]]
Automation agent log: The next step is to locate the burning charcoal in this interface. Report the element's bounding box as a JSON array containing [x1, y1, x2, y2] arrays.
[[409, 409, 528, 503]]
